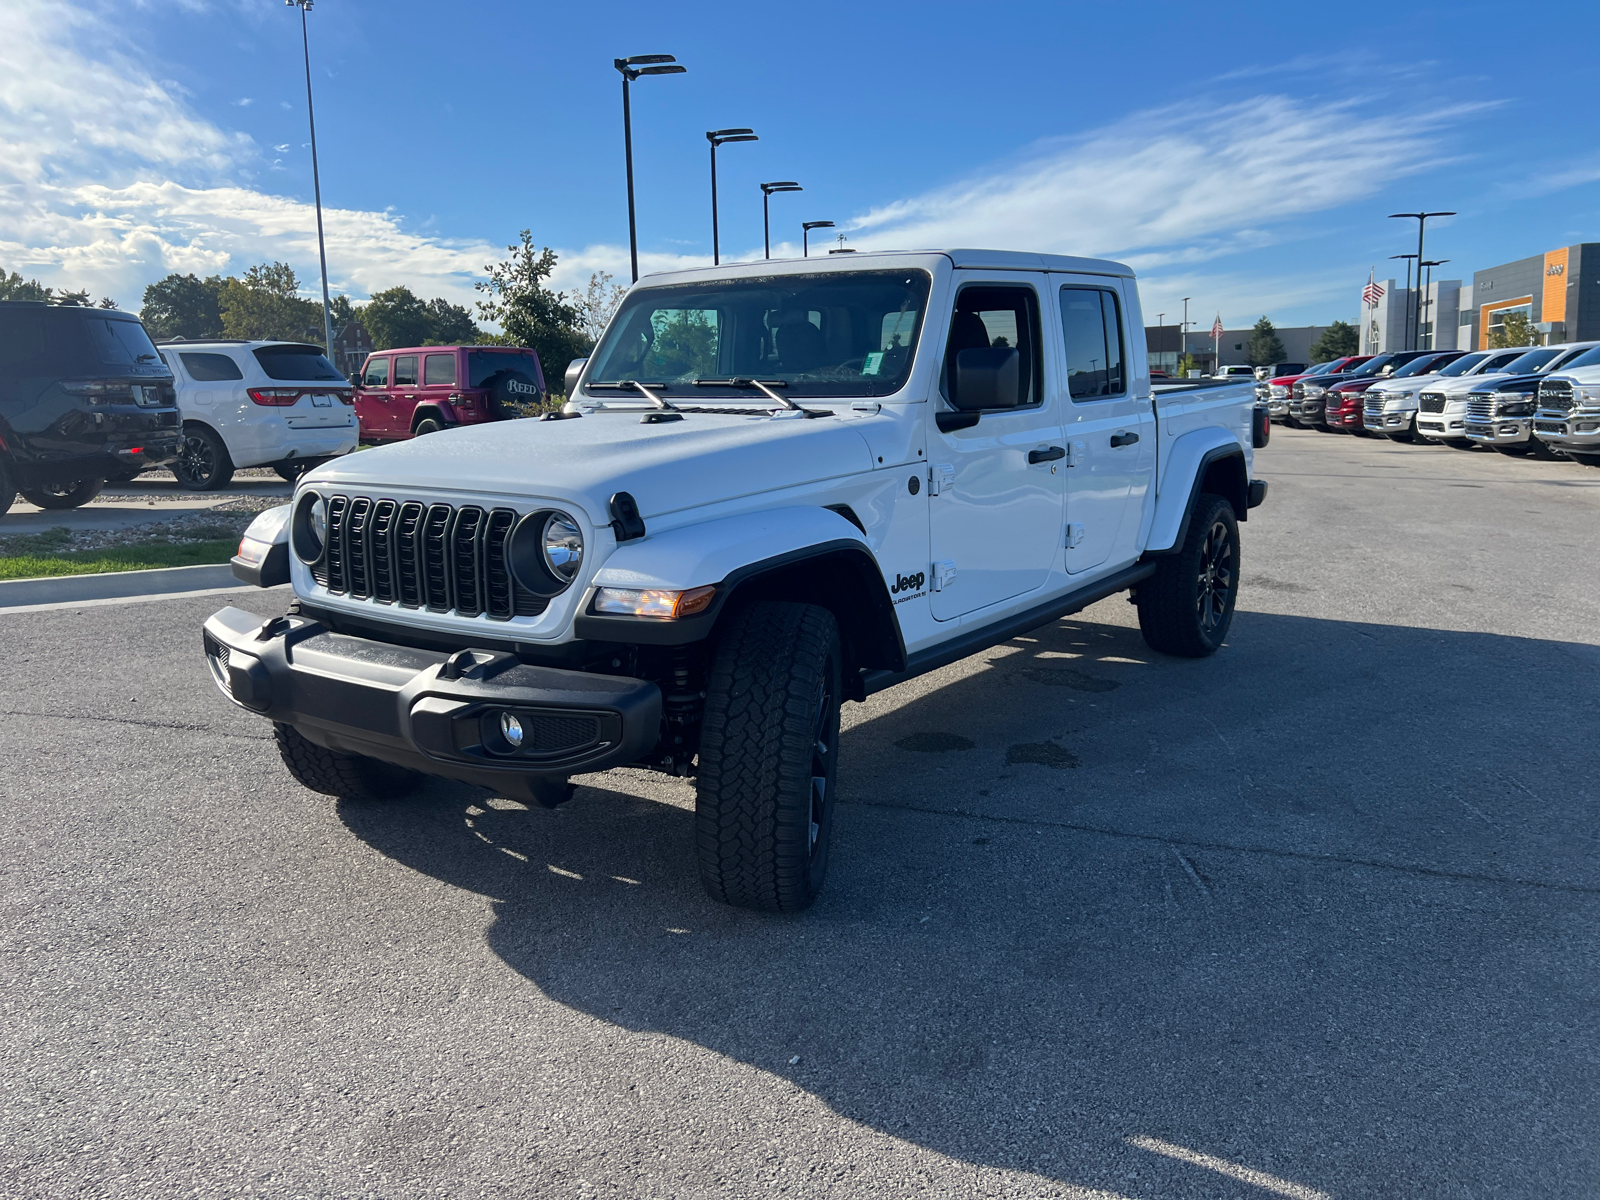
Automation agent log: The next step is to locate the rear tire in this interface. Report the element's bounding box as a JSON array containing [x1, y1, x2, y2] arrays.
[[696, 601, 842, 912], [173, 424, 234, 491], [275, 462, 310, 483], [0, 459, 14, 517], [413, 418, 444, 437], [21, 478, 103, 510], [273, 723, 420, 800], [1137, 493, 1239, 658], [1524, 437, 1560, 461]]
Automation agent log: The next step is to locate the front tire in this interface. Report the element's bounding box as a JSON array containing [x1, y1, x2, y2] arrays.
[[21, 478, 103, 510], [1137, 493, 1239, 658], [174, 424, 234, 491], [696, 601, 842, 912], [273, 723, 420, 800]]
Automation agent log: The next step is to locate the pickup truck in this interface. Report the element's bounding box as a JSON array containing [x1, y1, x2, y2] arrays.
[[203, 250, 1266, 912], [1261, 357, 1363, 421], [1532, 346, 1600, 466], [1411, 344, 1596, 446], [1332, 350, 1463, 439]]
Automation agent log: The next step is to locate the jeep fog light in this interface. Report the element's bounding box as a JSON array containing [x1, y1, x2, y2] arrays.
[[594, 584, 717, 619], [500, 712, 525, 747]]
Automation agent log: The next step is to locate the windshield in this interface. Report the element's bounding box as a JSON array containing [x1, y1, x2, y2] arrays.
[[585, 270, 931, 400], [1437, 351, 1490, 377], [1347, 354, 1399, 378], [1390, 354, 1452, 378], [1559, 344, 1600, 371], [254, 344, 346, 382], [1498, 348, 1561, 375]]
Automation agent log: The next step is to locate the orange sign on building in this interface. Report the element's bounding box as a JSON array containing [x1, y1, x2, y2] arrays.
[[1543, 246, 1570, 327]]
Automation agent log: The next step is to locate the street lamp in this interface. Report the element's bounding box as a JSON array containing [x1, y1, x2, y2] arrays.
[[802, 221, 834, 258], [1390, 254, 1418, 351], [1419, 259, 1449, 350], [1389, 211, 1455, 351], [760, 182, 802, 259], [706, 129, 758, 266], [1180, 296, 1191, 367], [614, 54, 686, 284], [285, 0, 333, 359]]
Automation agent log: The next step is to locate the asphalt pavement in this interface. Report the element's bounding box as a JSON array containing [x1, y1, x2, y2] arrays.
[[2, 429, 1597, 1198], [2, 471, 290, 534]]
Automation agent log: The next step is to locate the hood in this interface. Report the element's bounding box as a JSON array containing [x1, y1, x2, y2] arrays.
[[1470, 373, 1546, 394], [307, 408, 879, 522]]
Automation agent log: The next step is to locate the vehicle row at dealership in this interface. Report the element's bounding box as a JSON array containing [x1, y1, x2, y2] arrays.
[[1257, 342, 1600, 464]]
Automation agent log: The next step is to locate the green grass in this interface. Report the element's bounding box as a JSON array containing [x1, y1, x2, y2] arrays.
[[0, 538, 237, 580]]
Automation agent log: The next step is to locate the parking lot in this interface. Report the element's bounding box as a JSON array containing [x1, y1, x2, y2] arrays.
[[2, 428, 1597, 1198]]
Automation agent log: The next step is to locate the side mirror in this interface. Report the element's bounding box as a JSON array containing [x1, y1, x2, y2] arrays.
[[564, 357, 588, 397], [952, 346, 1020, 411]]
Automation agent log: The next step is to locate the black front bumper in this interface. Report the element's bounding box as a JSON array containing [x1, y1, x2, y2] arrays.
[[202, 607, 662, 791]]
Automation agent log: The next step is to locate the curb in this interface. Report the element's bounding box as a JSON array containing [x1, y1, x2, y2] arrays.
[[0, 563, 246, 609]]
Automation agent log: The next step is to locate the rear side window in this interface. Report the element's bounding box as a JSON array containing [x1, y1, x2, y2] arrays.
[[84, 315, 162, 368], [253, 345, 346, 382], [942, 285, 1042, 408], [423, 353, 457, 386], [0, 307, 93, 375], [363, 357, 390, 386], [178, 352, 244, 382], [394, 355, 419, 386], [1059, 286, 1125, 399]]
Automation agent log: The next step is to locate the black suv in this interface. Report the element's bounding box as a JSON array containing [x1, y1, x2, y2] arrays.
[[0, 302, 182, 514]]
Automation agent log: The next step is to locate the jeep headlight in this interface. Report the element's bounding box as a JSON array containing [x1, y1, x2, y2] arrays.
[[292, 492, 327, 563], [542, 513, 583, 581]]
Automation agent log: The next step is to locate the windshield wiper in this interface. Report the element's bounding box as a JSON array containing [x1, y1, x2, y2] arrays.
[[585, 380, 678, 411], [693, 377, 802, 412]]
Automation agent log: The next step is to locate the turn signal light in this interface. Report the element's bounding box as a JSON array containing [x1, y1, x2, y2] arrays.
[[593, 584, 716, 619], [248, 388, 301, 406]]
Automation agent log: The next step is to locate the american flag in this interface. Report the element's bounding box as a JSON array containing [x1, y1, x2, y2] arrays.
[[1362, 269, 1385, 307], [1211, 315, 1224, 339]]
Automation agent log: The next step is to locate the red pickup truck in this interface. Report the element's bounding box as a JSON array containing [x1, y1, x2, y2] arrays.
[[353, 345, 546, 442]]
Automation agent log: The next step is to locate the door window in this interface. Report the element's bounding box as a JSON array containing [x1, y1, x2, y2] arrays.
[[941, 285, 1042, 408], [362, 357, 390, 387], [1059, 287, 1125, 399], [394, 355, 419, 386], [423, 353, 457, 386], [177, 352, 244, 381]]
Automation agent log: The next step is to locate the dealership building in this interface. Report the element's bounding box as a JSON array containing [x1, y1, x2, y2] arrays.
[[1358, 243, 1600, 353], [1144, 324, 1335, 374]]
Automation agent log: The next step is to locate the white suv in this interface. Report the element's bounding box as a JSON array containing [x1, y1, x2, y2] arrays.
[[156, 340, 358, 489]]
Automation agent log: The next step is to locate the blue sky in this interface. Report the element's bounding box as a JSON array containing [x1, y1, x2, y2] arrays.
[[3, 0, 1598, 330]]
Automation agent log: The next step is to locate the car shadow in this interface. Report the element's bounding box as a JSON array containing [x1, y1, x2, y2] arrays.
[[337, 609, 1600, 1195]]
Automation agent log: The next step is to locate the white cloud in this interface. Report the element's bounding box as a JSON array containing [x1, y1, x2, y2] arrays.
[[847, 94, 1484, 272]]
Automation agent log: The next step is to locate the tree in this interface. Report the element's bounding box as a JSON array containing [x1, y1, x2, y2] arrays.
[[0, 269, 52, 302], [358, 286, 482, 348], [476, 232, 588, 383], [218, 262, 323, 342], [1246, 316, 1286, 367], [329, 293, 357, 328], [1308, 319, 1359, 362], [140, 273, 225, 340], [1490, 310, 1536, 349], [569, 271, 627, 346]]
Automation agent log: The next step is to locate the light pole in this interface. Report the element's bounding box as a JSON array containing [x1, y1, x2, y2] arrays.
[[760, 182, 802, 259], [1419, 259, 1448, 349], [1389, 211, 1455, 352], [706, 129, 758, 266], [614, 54, 686, 284], [1390, 254, 1418, 351], [286, 0, 333, 358], [802, 221, 834, 258], [1180, 296, 1191, 369]]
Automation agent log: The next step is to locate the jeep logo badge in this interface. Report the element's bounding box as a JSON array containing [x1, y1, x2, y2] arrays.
[[889, 570, 925, 595]]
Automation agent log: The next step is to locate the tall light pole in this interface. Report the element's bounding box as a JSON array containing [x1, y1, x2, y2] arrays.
[[1390, 254, 1417, 351], [1389, 211, 1455, 352], [706, 129, 758, 265], [1181, 296, 1191, 368], [802, 221, 834, 258], [286, 0, 333, 357], [760, 182, 802, 259], [614, 54, 686, 284], [1419, 259, 1448, 350]]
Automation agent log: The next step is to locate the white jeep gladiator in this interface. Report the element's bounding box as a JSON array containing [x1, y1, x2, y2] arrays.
[[204, 250, 1267, 911]]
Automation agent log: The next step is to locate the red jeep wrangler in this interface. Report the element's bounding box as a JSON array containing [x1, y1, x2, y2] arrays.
[[353, 345, 546, 442]]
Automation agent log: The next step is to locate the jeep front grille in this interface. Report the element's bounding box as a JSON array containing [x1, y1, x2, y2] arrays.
[[311, 495, 545, 620], [1466, 393, 1495, 423], [1538, 379, 1573, 414], [1418, 391, 1446, 414]]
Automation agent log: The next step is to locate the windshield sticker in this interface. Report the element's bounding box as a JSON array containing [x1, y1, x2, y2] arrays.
[[862, 352, 884, 376]]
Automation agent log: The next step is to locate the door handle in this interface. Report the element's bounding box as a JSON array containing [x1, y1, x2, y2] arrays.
[[1109, 431, 1140, 448], [1028, 445, 1066, 464]]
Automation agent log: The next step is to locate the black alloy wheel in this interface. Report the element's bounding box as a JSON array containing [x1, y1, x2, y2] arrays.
[[1196, 515, 1236, 640], [808, 667, 838, 865], [173, 425, 234, 491], [1137, 493, 1239, 657]]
